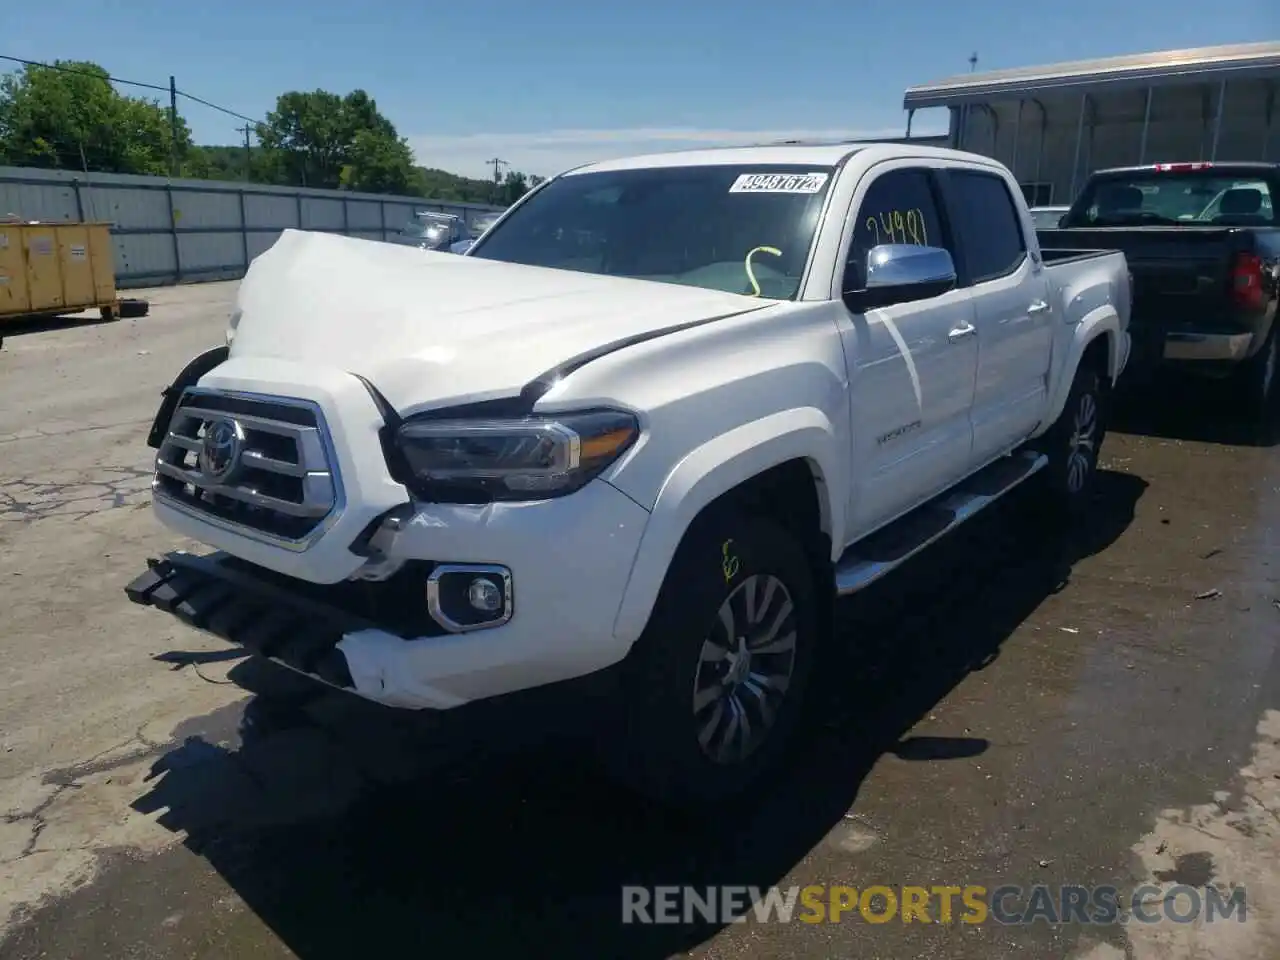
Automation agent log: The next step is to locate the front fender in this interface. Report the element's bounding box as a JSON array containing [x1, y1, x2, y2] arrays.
[[1041, 304, 1124, 433], [611, 407, 844, 644]]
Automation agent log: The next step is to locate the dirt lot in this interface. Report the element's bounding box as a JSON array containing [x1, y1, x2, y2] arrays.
[[1, 281, 1279, 959]]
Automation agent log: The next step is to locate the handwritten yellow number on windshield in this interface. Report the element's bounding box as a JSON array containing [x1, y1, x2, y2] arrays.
[[864, 208, 929, 247]]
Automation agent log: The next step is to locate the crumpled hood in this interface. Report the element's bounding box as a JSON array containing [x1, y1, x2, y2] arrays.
[[230, 229, 775, 414]]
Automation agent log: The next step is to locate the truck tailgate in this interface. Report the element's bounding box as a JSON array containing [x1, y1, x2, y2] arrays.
[[1038, 226, 1241, 326]]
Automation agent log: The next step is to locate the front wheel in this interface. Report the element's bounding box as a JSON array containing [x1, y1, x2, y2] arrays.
[[598, 512, 819, 808]]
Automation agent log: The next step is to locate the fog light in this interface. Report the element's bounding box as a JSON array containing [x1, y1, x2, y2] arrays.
[[468, 577, 502, 613], [426, 563, 513, 633]]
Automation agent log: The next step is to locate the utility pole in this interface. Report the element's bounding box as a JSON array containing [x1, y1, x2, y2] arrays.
[[240, 124, 253, 181], [487, 157, 508, 204], [168, 75, 180, 177], [957, 53, 979, 152]]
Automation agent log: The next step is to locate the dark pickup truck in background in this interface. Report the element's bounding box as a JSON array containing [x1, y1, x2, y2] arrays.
[[1037, 162, 1280, 412]]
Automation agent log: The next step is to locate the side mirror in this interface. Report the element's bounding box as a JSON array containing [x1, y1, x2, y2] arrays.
[[1057, 214, 1067, 228], [844, 244, 956, 311]]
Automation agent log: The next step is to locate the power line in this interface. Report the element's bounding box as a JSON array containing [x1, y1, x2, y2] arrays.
[[0, 54, 260, 125], [0, 54, 169, 94], [175, 89, 259, 125]]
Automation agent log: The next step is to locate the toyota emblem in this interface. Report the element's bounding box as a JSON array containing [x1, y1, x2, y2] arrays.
[[199, 418, 245, 482]]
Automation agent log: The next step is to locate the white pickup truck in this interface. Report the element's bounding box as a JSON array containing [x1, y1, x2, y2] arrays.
[[126, 143, 1131, 805]]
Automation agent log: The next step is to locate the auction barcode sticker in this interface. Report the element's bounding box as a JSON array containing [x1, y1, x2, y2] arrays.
[[729, 172, 829, 194]]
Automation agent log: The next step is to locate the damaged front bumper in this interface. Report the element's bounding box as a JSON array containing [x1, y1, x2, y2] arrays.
[[126, 551, 364, 692], [126, 475, 651, 710]]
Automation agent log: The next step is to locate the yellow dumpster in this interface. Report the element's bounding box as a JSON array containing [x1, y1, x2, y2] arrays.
[[0, 220, 143, 323]]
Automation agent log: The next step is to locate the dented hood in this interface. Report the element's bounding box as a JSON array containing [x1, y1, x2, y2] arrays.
[[229, 230, 775, 414]]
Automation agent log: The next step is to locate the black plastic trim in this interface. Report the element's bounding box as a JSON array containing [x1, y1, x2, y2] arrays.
[[146, 346, 230, 449], [519, 304, 775, 400], [125, 552, 360, 687], [176, 391, 317, 426]]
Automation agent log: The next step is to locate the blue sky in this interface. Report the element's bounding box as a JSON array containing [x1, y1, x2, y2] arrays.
[[4, 0, 1272, 179]]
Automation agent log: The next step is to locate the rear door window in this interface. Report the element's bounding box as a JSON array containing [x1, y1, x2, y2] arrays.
[[946, 171, 1028, 284]]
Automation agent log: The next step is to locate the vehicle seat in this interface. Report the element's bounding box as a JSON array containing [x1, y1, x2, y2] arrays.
[[1211, 188, 1270, 226], [1097, 185, 1144, 216]]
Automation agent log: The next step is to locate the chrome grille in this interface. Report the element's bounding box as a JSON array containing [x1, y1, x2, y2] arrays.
[[152, 390, 339, 547]]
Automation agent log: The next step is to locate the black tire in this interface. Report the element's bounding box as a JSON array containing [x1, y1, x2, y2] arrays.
[[119, 299, 150, 319], [598, 511, 819, 808], [1236, 325, 1278, 420], [1041, 359, 1109, 520]]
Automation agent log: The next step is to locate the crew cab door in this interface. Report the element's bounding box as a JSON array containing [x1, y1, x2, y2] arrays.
[[836, 164, 978, 540], [939, 167, 1054, 463]]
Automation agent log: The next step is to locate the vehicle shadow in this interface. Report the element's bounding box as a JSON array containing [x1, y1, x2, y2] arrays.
[[0, 310, 113, 342], [130, 469, 1146, 959], [1111, 370, 1280, 447]]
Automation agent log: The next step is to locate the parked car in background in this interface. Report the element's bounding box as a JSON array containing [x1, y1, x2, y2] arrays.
[[469, 211, 503, 238], [129, 143, 1130, 806], [1029, 205, 1070, 229], [451, 211, 505, 254], [1038, 162, 1280, 411], [390, 211, 467, 251]]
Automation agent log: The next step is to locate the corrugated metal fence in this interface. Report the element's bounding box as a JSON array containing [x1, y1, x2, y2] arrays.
[[0, 166, 505, 290]]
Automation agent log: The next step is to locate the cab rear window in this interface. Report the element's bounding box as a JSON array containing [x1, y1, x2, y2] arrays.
[[1067, 171, 1276, 227]]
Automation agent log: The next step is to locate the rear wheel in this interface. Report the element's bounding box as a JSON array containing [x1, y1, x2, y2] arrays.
[[1236, 325, 1277, 418], [599, 512, 819, 808], [1041, 360, 1108, 519]]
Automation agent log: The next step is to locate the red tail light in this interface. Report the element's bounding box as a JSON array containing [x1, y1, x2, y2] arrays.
[[1152, 162, 1214, 172], [1230, 253, 1264, 310]]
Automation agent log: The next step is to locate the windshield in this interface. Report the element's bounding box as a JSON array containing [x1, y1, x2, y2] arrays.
[[1066, 171, 1277, 227], [468, 164, 835, 299]]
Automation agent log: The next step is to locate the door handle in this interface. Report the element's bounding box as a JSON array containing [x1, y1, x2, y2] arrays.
[[947, 321, 976, 342], [1027, 300, 1050, 314]]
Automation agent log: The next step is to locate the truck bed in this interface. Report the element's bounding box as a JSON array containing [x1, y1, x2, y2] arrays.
[[1038, 224, 1280, 373], [1038, 246, 1125, 267]]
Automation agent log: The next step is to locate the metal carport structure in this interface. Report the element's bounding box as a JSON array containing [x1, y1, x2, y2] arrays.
[[901, 42, 1280, 206]]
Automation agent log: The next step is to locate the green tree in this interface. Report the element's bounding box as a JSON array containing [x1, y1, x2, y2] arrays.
[[256, 88, 414, 193], [0, 61, 191, 175], [413, 166, 498, 202], [499, 170, 531, 205], [183, 143, 281, 183], [341, 128, 416, 194]]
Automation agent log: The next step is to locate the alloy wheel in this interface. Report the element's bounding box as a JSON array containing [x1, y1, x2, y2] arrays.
[[691, 574, 798, 765], [1066, 391, 1098, 494]]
